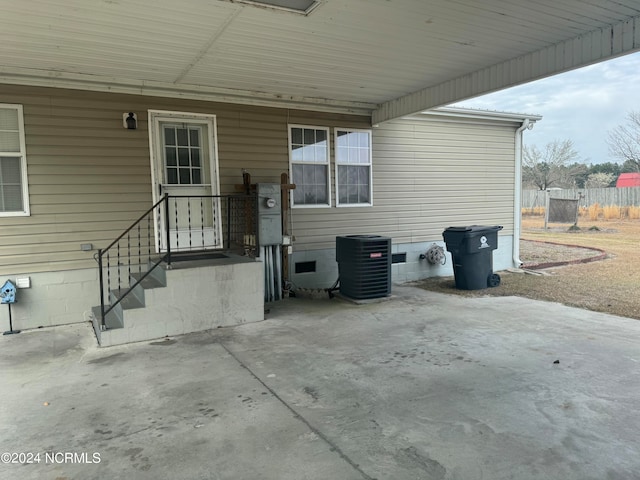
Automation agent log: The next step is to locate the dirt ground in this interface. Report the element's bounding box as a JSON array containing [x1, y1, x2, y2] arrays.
[[417, 217, 640, 320]]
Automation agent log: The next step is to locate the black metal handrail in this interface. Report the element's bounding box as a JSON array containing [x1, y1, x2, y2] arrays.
[[96, 193, 258, 329]]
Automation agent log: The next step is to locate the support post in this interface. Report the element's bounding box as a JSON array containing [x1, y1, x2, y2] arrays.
[[3, 304, 20, 335]]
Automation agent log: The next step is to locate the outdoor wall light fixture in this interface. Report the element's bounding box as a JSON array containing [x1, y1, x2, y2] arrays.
[[123, 112, 137, 129]]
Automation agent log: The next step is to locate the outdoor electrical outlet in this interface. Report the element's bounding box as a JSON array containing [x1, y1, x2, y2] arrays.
[[81, 243, 93, 251]]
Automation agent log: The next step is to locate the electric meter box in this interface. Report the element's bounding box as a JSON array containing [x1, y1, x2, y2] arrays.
[[257, 183, 283, 246]]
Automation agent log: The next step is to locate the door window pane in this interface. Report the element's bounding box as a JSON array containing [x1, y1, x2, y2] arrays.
[[192, 149, 200, 167], [164, 127, 176, 146], [178, 148, 190, 166], [165, 148, 177, 166], [176, 128, 188, 146], [167, 167, 178, 184], [179, 168, 190, 184], [189, 128, 200, 147]]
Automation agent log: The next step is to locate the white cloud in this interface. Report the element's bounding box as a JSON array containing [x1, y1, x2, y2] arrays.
[[453, 51, 640, 165]]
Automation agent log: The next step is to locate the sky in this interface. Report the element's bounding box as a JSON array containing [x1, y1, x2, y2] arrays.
[[452, 51, 640, 166]]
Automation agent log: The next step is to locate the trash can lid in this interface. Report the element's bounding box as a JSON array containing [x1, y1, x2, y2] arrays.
[[444, 225, 503, 233]]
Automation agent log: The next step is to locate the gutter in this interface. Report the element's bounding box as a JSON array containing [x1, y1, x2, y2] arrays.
[[513, 118, 535, 267]]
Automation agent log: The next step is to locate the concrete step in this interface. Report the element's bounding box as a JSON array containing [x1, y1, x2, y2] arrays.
[[90, 304, 125, 347], [95, 255, 263, 347], [130, 271, 165, 289], [109, 280, 145, 310], [91, 303, 123, 329]]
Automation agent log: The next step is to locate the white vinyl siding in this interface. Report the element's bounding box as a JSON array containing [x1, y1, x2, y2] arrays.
[[289, 125, 331, 208], [291, 116, 518, 250], [0, 104, 29, 216], [335, 128, 372, 207]]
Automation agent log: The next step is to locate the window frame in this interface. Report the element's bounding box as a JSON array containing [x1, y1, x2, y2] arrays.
[[334, 127, 373, 207], [288, 124, 331, 209], [0, 104, 30, 217], [161, 123, 206, 186]]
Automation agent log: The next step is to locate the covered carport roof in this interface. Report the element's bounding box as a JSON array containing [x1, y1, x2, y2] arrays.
[[1, 0, 639, 122]]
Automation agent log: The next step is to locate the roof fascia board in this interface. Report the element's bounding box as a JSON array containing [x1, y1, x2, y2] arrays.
[[373, 15, 640, 125], [0, 67, 376, 117]]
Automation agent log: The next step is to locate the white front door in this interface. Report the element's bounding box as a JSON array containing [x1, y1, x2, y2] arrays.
[[149, 111, 223, 252]]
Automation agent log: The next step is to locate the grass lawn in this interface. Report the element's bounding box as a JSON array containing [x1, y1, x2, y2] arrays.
[[417, 217, 640, 320]]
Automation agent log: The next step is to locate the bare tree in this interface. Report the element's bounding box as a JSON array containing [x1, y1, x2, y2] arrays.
[[607, 111, 640, 172], [523, 139, 580, 190]]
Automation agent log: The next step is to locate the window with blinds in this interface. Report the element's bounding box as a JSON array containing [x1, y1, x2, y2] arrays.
[[0, 105, 29, 216]]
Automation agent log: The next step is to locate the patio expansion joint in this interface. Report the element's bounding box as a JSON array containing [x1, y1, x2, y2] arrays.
[[219, 342, 375, 480]]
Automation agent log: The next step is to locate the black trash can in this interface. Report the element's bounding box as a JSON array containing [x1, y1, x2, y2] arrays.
[[442, 225, 503, 290]]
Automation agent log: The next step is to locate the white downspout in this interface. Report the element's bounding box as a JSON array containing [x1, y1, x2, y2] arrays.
[[513, 119, 534, 267]]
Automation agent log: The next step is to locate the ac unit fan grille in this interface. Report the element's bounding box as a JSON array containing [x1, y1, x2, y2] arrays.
[[336, 235, 391, 300]]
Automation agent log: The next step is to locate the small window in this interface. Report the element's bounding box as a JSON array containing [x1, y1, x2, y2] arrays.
[[335, 128, 372, 207], [289, 125, 330, 208], [0, 105, 29, 216]]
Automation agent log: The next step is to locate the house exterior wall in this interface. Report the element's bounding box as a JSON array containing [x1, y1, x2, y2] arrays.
[[0, 85, 368, 329], [290, 116, 519, 288], [0, 84, 520, 329], [0, 84, 369, 277], [291, 116, 517, 250]]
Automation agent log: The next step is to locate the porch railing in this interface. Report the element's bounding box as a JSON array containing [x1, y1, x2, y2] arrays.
[[96, 194, 258, 328]]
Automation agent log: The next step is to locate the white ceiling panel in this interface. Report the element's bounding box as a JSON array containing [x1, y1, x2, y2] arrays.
[[1, 0, 639, 119]]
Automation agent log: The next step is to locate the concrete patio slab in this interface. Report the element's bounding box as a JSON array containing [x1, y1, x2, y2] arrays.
[[1, 285, 639, 480]]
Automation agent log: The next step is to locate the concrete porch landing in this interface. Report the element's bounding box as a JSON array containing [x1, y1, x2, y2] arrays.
[[1, 285, 639, 479], [92, 253, 264, 346]]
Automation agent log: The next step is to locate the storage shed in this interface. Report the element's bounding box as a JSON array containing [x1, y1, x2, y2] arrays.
[[616, 173, 640, 187]]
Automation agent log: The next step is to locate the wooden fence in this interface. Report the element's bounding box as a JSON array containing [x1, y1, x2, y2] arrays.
[[522, 187, 640, 209]]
